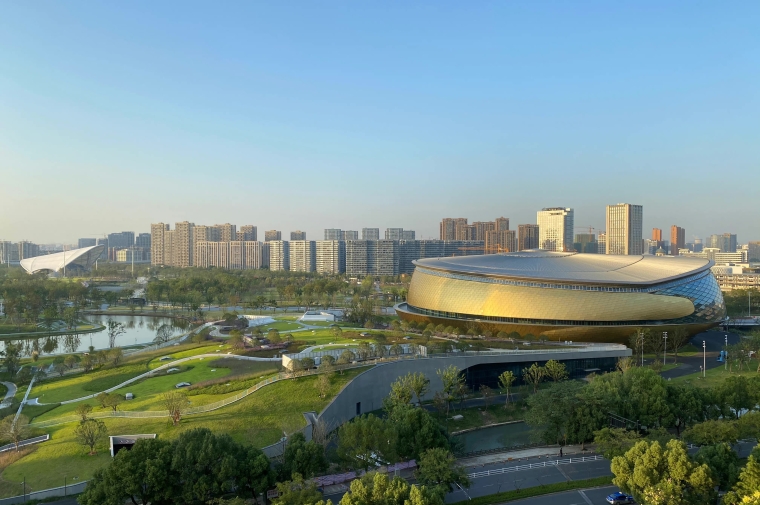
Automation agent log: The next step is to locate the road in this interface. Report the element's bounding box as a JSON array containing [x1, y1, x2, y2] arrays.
[[660, 330, 742, 379], [0, 381, 17, 409], [489, 485, 620, 505]]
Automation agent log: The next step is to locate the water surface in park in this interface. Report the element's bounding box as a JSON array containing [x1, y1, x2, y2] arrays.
[[454, 421, 533, 454]]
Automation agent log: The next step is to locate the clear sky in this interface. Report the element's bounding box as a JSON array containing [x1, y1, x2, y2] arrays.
[[1, 2, 758, 244]]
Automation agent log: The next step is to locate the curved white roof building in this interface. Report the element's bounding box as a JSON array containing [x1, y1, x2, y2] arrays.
[[20, 245, 105, 275]]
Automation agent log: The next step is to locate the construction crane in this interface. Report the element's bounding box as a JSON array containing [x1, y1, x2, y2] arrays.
[[455, 244, 513, 256], [574, 226, 596, 235]]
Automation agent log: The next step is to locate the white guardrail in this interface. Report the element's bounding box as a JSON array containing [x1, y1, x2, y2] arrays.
[[468, 455, 606, 479]]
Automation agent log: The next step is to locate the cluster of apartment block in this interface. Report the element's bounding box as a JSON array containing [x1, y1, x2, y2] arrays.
[[0, 240, 42, 264], [77, 232, 152, 263], [440, 217, 542, 252]]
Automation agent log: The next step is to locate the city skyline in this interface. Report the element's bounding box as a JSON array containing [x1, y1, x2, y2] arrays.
[[1, 3, 758, 243]]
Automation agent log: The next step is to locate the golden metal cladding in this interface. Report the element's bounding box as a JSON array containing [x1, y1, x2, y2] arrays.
[[407, 269, 695, 322]]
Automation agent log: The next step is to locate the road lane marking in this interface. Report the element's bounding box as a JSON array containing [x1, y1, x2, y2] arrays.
[[578, 490, 594, 505]]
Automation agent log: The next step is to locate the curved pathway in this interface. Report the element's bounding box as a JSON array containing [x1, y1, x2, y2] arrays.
[[0, 381, 16, 409]]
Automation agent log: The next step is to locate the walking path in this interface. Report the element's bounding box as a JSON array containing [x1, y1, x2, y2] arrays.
[[0, 382, 16, 409]]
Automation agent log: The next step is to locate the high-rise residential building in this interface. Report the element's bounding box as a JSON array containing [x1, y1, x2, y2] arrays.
[[707, 234, 720, 250], [485, 230, 517, 253], [440, 218, 468, 240], [195, 241, 263, 270], [401, 230, 415, 240], [385, 228, 404, 240], [289, 240, 316, 272], [290, 231, 306, 241], [0, 241, 20, 264], [670, 226, 686, 256], [456, 224, 477, 241], [195, 241, 229, 269], [173, 222, 194, 268], [78, 238, 96, 249], [265, 230, 282, 242], [192, 226, 214, 266], [473, 221, 496, 242], [316, 240, 346, 274], [212, 223, 236, 243], [162, 231, 175, 266], [495, 217, 510, 232], [574, 233, 598, 254], [718, 233, 738, 253], [605, 203, 643, 255], [517, 224, 539, 251], [597, 232, 607, 254], [346, 240, 399, 276], [239, 225, 257, 241], [362, 228, 380, 240], [652, 228, 662, 241], [135, 233, 151, 250], [16, 241, 40, 260], [748, 242, 760, 263], [268, 240, 289, 271], [324, 229, 342, 240], [341, 230, 358, 240], [537, 208, 574, 252]]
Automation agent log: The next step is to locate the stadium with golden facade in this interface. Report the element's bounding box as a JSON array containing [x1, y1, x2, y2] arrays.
[[395, 251, 726, 343]]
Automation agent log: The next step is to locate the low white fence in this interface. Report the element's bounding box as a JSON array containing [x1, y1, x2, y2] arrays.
[[0, 435, 50, 454], [468, 455, 606, 479]]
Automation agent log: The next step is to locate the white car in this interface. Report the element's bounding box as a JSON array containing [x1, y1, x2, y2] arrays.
[[175, 382, 191, 388]]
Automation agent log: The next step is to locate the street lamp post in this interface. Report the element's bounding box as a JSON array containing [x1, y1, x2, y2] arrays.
[[663, 332, 668, 367], [703, 340, 706, 378], [638, 332, 645, 367], [725, 335, 728, 370]]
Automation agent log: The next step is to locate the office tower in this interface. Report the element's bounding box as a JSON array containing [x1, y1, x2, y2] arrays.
[[473, 221, 496, 242], [537, 208, 574, 252], [268, 240, 289, 271], [173, 222, 194, 268], [440, 218, 468, 240], [652, 229, 662, 241], [401, 230, 415, 240], [316, 240, 346, 274], [107, 232, 135, 250], [719, 233, 738, 253], [78, 238, 96, 249], [96, 237, 109, 260], [324, 229, 342, 240], [670, 226, 686, 256], [605, 203, 643, 255], [289, 240, 316, 272], [135, 233, 151, 250], [518, 224, 539, 251], [341, 230, 358, 240], [748, 242, 760, 262], [574, 233, 598, 254], [264, 230, 282, 242], [693, 238, 703, 253], [290, 231, 306, 241], [485, 230, 516, 253], [495, 217, 510, 232], [385, 228, 404, 240], [346, 240, 399, 276], [362, 228, 380, 240], [239, 225, 257, 242], [597, 232, 607, 254], [151, 223, 169, 265]]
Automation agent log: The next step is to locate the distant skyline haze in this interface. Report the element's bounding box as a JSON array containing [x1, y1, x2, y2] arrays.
[[1, 2, 758, 243]]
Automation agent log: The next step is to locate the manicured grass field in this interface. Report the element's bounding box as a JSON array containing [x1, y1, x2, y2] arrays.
[[2, 367, 369, 496], [261, 321, 304, 331], [672, 359, 760, 388]]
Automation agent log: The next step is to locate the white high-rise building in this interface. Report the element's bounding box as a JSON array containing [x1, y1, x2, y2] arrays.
[[605, 203, 643, 255], [269, 241, 290, 271], [537, 208, 574, 252], [289, 240, 316, 272], [316, 240, 346, 274]]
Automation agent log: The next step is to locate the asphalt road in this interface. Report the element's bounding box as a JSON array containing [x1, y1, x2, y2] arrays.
[[494, 485, 621, 505], [660, 330, 742, 379]]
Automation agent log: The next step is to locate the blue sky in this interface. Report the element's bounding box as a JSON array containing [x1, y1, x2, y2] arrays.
[[1, 2, 758, 243]]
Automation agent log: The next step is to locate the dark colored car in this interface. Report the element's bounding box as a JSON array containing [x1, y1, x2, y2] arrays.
[[606, 492, 635, 504]]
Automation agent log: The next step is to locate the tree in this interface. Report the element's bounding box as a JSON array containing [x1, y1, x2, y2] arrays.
[[228, 330, 245, 350], [163, 391, 189, 425], [695, 443, 740, 491], [101, 393, 123, 412], [1, 342, 22, 378], [155, 323, 174, 344], [544, 360, 568, 382], [106, 320, 126, 348], [522, 363, 545, 393], [666, 383, 704, 436], [389, 343, 403, 356], [356, 342, 372, 361], [525, 381, 584, 445], [388, 404, 449, 461], [498, 370, 516, 406], [436, 365, 463, 415], [109, 347, 124, 366], [272, 473, 324, 505], [281, 432, 328, 480], [415, 448, 470, 494], [0, 415, 29, 451], [331, 325, 343, 338], [336, 350, 355, 368], [75, 418, 108, 455], [617, 357, 634, 373], [339, 472, 443, 505], [76, 403, 93, 422], [480, 385, 494, 411], [718, 376, 754, 418], [268, 329, 282, 344], [407, 372, 430, 407], [683, 420, 739, 446], [337, 414, 397, 469], [669, 327, 690, 363], [315, 374, 331, 399], [611, 439, 715, 505], [593, 427, 642, 459], [64, 354, 78, 369], [723, 451, 760, 505], [385, 375, 414, 411], [81, 354, 94, 372]]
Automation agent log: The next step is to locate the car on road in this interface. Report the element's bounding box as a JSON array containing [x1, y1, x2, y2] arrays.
[[606, 491, 635, 504]]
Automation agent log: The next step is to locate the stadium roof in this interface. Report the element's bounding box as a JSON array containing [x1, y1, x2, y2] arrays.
[[413, 251, 712, 286], [20, 245, 105, 275]]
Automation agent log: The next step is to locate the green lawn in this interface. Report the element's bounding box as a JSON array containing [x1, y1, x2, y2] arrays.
[[672, 359, 760, 387], [2, 368, 369, 496], [260, 321, 303, 331], [439, 404, 524, 433]]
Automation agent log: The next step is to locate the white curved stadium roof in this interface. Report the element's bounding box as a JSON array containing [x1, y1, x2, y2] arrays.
[[413, 251, 712, 286], [20, 245, 105, 274]]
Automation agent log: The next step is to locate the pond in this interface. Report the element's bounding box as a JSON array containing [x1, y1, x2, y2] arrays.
[[2, 315, 190, 356], [453, 421, 533, 454]]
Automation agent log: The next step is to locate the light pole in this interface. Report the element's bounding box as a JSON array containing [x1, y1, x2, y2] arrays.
[[703, 340, 706, 378], [725, 334, 728, 370], [663, 332, 668, 367], [638, 332, 645, 367]]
